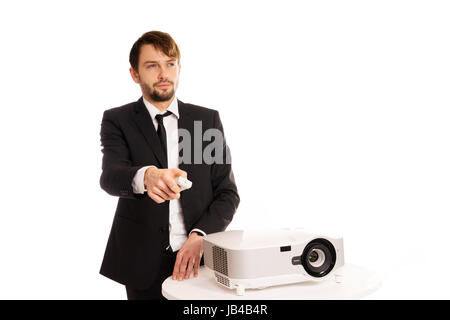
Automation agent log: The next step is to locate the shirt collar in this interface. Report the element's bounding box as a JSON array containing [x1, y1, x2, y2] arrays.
[[142, 96, 179, 120]]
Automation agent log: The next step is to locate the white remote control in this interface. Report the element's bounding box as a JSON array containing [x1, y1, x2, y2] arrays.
[[175, 176, 192, 191]]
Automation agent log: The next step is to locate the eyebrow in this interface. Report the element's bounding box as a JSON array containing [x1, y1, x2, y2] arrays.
[[143, 59, 177, 65]]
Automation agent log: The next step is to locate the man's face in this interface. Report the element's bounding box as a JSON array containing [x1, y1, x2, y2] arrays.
[[130, 44, 181, 102]]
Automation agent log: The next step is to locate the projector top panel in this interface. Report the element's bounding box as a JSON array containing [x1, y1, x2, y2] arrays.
[[203, 229, 331, 250]]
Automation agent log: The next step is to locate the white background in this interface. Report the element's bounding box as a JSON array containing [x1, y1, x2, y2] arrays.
[[0, 0, 449, 299]]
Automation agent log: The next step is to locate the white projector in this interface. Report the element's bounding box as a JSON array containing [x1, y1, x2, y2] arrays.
[[203, 228, 345, 295]]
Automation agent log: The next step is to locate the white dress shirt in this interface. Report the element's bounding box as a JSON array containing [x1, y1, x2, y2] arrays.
[[131, 96, 204, 251]]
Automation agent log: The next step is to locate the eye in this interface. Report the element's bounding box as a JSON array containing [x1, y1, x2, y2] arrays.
[[168, 63, 175, 67], [147, 64, 156, 69]]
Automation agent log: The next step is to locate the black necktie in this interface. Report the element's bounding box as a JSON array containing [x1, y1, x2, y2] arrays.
[[155, 111, 172, 161]]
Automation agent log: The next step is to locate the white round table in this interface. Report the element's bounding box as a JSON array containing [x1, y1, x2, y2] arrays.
[[162, 264, 382, 300]]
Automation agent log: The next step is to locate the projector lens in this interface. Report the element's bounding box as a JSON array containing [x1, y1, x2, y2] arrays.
[[301, 239, 336, 278], [308, 251, 319, 263], [308, 249, 326, 267]]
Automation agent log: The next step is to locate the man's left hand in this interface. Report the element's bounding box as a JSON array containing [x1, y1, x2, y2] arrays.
[[172, 232, 203, 281]]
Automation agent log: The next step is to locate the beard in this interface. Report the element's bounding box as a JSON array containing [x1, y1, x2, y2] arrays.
[[141, 80, 176, 102]]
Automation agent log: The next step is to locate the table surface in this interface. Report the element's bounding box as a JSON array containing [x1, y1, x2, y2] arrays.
[[162, 263, 382, 300]]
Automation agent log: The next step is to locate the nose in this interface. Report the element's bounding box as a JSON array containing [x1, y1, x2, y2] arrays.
[[158, 65, 169, 80]]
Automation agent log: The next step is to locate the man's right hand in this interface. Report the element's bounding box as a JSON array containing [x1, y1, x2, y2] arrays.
[[144, 167, 187, 203]]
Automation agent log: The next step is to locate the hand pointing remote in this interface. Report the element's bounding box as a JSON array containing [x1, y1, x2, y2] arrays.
[[144, 167, 187, 204]]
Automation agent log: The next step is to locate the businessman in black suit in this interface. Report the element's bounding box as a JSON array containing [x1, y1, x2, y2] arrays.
[[99, 31, 240, 299]]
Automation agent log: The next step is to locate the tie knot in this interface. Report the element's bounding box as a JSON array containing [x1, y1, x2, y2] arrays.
[[155, 111, 172, 123]]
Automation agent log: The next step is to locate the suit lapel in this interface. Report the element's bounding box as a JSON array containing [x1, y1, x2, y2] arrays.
[[177, 99, 195, 210], [132, 97, 167, 168], [177, 99, 193, 176]]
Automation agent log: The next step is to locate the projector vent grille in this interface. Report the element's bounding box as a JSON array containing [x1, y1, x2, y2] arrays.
[[212, 246, 228, 276], [215, 272, 230, 288]]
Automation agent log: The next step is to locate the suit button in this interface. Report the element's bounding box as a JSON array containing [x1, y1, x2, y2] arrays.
[[160, 226, 169, 232]]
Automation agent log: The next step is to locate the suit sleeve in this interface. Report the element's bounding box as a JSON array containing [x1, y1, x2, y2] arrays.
[[99, 110, 142, 199], [192, 111, 240, 234]]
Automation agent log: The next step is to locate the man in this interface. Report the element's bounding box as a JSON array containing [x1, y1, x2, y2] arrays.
[[99, 31, 240, 300]]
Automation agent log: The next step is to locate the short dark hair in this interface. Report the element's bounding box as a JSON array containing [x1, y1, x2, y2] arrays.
[[129, 31, 180, 71]]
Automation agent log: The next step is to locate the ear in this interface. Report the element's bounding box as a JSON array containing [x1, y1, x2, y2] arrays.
[[130, 67, 140, 84]]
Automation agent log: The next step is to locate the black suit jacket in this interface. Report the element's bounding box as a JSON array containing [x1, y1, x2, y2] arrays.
[[98, 97, 240, 289]]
